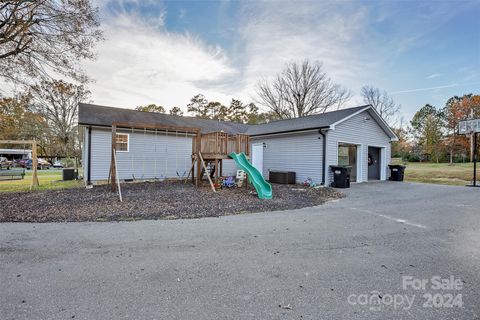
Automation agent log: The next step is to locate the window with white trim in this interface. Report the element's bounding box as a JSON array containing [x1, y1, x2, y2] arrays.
[[116, 133, 129, 152]]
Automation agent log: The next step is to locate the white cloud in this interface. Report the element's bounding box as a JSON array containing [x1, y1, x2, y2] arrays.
[[85, 1, 378, 111], [84, 11, 237, 110], [236, 1, 375, 106], [427, 73, 443, 79], [83, 0, 478, 117], [391, 82, 480, 94]]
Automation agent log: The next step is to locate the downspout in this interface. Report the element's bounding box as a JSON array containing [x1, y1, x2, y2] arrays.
[[318, 128, 328, 185], [87, 126, 92, 184]]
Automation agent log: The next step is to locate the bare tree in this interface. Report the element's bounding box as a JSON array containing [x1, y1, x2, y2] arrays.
[[30, 80, 90, 156], [0, 0, 103, 85], [255, 60, 351, 119], [361, 86, 401, 125]]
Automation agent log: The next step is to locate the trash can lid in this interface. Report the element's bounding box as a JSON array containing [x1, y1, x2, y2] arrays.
[[388, 164, 406, 168], [330, 165, 352, 171]]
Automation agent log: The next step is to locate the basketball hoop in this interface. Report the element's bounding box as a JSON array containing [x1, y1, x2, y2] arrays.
[[459, 119, 480, 135], [458, 119, 480, 188]]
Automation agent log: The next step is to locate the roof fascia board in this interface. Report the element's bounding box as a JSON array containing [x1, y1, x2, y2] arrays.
[[249, 127, 329, 138], [79, 123, 199, 134]]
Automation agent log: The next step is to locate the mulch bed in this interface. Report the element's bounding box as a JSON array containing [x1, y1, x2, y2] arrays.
[[0, 181, 344, 222]]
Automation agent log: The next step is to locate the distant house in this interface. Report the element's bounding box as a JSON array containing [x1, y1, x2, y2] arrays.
[[0, 148, 32, 160], [78, 103, 397, 185]]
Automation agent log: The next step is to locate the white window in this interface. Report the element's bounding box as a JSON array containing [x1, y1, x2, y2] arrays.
[[116, 133, 129, 152]]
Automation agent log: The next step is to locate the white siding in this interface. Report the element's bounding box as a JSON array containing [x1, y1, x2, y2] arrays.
[[90, 128, 193, 181], [221, 159, 239, 176], [326, 110, 392, 185], [250, 131, 323, 184], [84, 109, 391, 185]]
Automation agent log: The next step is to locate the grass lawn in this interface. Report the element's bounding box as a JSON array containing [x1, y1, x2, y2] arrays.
[[402, 162, 480, 186], [0, 169, 83, 193]]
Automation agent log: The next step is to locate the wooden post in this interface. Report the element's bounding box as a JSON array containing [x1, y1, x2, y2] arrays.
[[110, 124, 117, 192], [196, 133, 202, 186], [185, 155, 196, 184], [191, 156, 195, 184], [219, 159, 223, 177], [215, 159, 219, 182], [31, 139, 39, 189], [198, 152, 216, 192], [113, 151, 122, 202]]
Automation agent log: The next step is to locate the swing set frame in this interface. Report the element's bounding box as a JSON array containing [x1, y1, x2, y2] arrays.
[[0, 139, 39, 189]]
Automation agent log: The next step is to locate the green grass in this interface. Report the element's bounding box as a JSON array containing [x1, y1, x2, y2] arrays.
[[0, 169, 83, 193], [400, 162, 480, 186]]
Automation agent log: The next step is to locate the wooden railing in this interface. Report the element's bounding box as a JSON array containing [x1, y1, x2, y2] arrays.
[[195, 132, 249, 158]]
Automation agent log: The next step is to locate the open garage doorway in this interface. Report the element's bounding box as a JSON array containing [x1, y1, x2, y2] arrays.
[[338, 143, 358, 182]]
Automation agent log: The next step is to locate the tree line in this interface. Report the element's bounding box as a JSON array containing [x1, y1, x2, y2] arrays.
[[135, 95, 279, 125], [394, 94, 480, 163], [1, 0, 101, 159], [0, 80, 89, 158], [1, 1, 477, 164]]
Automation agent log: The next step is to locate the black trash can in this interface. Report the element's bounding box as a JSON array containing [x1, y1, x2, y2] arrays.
[[330, 165, 351, 188], [62, 168, 76, 181], [388, 165, 406, 181]]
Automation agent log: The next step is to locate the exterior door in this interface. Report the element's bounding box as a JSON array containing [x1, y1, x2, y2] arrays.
[[368, 147, 381, 180], [251, 143, 263, 174], [338, 144, 357, 182]]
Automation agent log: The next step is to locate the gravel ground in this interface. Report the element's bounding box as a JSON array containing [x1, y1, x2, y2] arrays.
[[0, 181, 343, 222]]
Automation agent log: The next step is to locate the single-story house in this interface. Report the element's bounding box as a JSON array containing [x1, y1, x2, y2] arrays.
[[78, 103, 397, 186], [0, 148, 32, 160]]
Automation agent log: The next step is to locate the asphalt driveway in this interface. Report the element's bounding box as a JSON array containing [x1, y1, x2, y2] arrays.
[[1, 182, 479, 319]]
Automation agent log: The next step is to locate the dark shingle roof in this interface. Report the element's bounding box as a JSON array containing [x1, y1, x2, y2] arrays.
[[78, 103, 371, 136], [78, 103, 250, 134], [245, 105, 369, 135]]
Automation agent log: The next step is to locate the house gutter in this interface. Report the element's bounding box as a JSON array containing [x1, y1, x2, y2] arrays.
[[87, 126, 92, 184], [318, 128, 328, 185], [249, 126, 329, 138]]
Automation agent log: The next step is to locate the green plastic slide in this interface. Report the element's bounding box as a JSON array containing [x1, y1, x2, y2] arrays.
[[228, 152, 272, 199]]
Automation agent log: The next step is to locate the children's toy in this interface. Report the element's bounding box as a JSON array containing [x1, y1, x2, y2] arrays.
[[236, 169, 246, 187], [222, 176, 237, 189], [303, 177, 316, 187], [236, 170, 246, 180]]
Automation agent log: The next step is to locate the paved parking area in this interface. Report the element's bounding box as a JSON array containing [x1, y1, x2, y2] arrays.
[[1, 182, 479, 319]]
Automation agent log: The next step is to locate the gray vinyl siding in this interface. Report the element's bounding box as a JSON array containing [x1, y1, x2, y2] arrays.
[[221, 159, 238, 176], [89, 128, 193, 181], [250, 131, 323, 184], [325, 110, 391, 185]]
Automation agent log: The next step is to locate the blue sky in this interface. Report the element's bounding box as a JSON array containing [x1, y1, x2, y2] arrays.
[[86, 0, 480, 123]]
